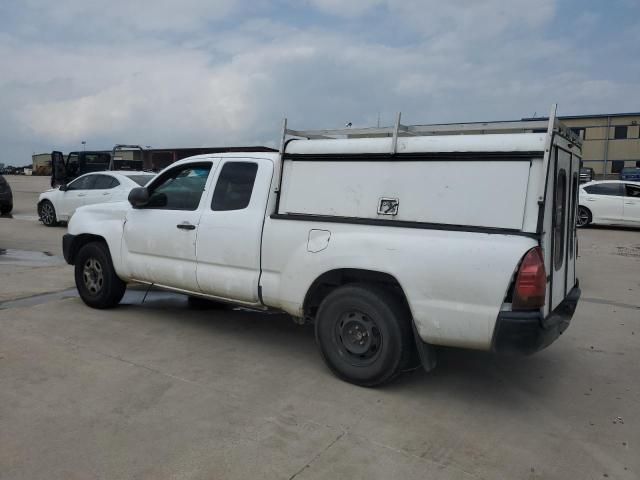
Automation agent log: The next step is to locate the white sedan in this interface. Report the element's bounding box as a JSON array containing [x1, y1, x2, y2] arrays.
[[38, 171, 155, 226], [577, 180, 640, 228]]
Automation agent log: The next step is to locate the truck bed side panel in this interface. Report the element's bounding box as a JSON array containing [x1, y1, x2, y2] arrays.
[[260, 220, 537, 349]]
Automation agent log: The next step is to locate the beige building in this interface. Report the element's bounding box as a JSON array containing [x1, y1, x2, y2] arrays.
[[32, 153, 52, 175], [532, 113, 640, 177]]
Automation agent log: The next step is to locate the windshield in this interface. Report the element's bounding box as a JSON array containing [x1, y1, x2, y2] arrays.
[[126, 175, 154, 186]]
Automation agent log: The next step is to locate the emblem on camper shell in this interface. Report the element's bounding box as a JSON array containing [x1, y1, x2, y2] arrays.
[[378, 197, 399, 216]]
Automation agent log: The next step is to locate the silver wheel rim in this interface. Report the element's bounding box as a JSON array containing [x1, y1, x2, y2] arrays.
[[577, 208, 589, 227], [83, 258, 104, 294], [41, 203, 54, 224]]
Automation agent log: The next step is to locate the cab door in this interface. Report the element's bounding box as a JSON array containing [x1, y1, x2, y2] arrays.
[[195, 158, 273, 304], [122, 161, 215, 291]]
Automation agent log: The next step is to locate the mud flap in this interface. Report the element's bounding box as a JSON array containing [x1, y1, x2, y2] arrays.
[[411, 320, 437, 372]]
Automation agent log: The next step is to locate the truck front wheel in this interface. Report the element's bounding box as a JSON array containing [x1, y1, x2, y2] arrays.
[[315, 284, 413, 387], [75, 242, 126, 309]]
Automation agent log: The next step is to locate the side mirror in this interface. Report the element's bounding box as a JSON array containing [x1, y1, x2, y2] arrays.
[[59, 184, 68, 191], [128, 187, 149, 208]]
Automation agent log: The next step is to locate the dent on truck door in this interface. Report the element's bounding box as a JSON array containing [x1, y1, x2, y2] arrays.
[[195, 158, 273, 304]]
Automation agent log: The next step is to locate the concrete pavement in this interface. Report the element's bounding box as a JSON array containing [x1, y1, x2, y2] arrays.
[[0, 175, 638, 479]]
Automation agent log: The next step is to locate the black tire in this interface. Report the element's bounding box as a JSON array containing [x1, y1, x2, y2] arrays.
[[576, 206, 592, 228], [187, 295, 229, 310], [315, 284, 414, 387], [39, 200, 58, 226], [0, 204, 11, 215], [75, 242, 126, 309]]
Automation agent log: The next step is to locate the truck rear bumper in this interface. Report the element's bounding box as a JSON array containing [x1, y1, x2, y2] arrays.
[[492, 282, 581, 355]]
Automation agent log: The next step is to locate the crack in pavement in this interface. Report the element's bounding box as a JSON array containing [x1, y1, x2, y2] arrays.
[[0, 288, 78, 309], [288, 430, 346, 480], [581, 297, 640, 311]]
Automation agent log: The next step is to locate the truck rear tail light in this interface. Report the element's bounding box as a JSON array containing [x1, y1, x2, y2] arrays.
[[512, 247, 546, 311]]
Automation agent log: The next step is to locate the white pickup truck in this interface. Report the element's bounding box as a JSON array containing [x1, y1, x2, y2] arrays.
[[63, 107, 581, 386]]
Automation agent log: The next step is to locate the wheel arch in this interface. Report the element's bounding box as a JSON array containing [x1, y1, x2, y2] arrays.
[[303, 268, 412, 320], [65, 234, 108, 265]]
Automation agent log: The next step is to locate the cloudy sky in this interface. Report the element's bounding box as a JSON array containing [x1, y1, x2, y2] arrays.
[[1, 0, 638, 165]]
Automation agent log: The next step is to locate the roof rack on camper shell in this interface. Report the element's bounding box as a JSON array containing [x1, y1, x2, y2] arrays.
[[280, 104, 581, 155]]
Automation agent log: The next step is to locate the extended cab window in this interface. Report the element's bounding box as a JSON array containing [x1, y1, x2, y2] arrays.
[[211, 162, 258, 211], [584, 183, 623, 196], [146, 163, 212, 211]]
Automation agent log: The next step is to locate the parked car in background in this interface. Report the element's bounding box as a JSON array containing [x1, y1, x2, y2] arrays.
[[38, 171, 155, 226], [577, 180, 640, 227], [0, 174, 13, 214], [579, 167, 595, 183], [620, 167, 640, 181]]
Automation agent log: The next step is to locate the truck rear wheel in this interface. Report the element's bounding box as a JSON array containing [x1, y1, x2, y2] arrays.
[[75, 242, 126, 309], [315, 284, 413, 387]]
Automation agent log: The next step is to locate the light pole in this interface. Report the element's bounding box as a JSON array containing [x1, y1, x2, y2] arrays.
[[81, 141, 86, 152]]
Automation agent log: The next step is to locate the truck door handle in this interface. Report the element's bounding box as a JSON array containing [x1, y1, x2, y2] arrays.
[[78, 193, 87, 197], [625, 202, 634, 205], [102, 192, 110, 195], [176, 223, 196, 230]]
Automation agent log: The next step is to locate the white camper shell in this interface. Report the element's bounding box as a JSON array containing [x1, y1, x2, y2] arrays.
[[63, 105, 581, 386]]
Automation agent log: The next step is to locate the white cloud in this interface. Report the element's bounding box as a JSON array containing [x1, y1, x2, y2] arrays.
[[0, 0, 637, 164], [305, 0, 385, 17], [21, 0, 239, 32]]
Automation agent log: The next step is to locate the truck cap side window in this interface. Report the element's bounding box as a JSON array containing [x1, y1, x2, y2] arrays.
[[554, 169, 567, 271], [146, 163, 212, 210], [211, 162, 258, 211]]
